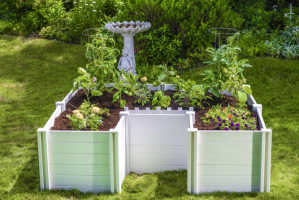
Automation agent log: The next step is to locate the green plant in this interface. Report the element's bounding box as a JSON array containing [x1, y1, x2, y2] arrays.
[[152, 64, 178, 87], [73, 31, 119, 102], [116, 0, 243, 65], [67, 100, 110, 130], [201, 104, 257, 131], [202, 34, 252, 106], [112, 77, 129, 108], [121, 70, 139, 96], [134, 87, 152, 106], [173, 79, 212, 108], [151, 91, 171, 110]]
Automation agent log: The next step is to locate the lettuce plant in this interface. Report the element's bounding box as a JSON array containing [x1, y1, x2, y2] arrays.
[[201, 104, 257, 131], [151, 91, 171, 110]]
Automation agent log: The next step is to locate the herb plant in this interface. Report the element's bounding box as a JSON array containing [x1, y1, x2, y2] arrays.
[[134, 88, 152, 106], [151, 91, 171, 110], [67, 100, 110, 131], [201, 104, 257, 131]]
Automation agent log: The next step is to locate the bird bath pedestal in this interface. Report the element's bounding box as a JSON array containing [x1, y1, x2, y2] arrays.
[[105, 21, 151, 75]]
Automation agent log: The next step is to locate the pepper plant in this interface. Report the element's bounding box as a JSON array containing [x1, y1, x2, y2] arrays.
[[202, 34, 252, 107], [173, 79, 212, 108]]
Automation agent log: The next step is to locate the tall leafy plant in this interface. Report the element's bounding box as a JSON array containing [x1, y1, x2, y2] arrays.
[[202, 34, 252, 107]]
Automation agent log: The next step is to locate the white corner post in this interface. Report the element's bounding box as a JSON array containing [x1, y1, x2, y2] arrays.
[[121, 34, 136, 75], [119, 109, 130, 175], [37, 128, 50, 191], [260, 128, 272, 192]]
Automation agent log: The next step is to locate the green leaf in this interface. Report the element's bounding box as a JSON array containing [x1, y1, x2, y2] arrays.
[[120, 99, 126, 108], [91, 90, 102, 96], [237, 91, 247, 104], [242, 86, 252, 95], [210, 88, 220, 97], [158, 73, 167, 82], [153, 81, 161, 87], [78, 67, 87, 75], [112, 92, 119, 103]]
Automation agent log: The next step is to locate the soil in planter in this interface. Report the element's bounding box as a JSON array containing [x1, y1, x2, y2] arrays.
[[50, 89, 260, 131]]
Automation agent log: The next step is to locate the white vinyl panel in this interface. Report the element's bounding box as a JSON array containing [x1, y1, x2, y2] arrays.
[[50, 165, 110, 176], [197, 154, 261, 165], [49, 154, 110, 165], [129, 165, 187, 174], [197, 176, 260, 188], [130, 145, 186, 156], [130, 124, 186, 136], [198, 131, 262, 143], [197, 165, 261, 176], [197, 187, 260, 193], [44, 106, 62, 130], [53, 186, 111, 193], [48, 143, 109, 154], [130, 135, 186, 146], [48, 132, 109, 143], [50, 175, 110, 187], [197, 143, 261, 154], [130, 155, 186, 166], [129, 115, 186, 125]]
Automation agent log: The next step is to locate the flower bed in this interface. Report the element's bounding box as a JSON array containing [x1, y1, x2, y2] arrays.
[[37, 84, 271, 194]]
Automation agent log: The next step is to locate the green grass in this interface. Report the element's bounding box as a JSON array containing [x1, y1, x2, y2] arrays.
[[1, 35, 299, 199]]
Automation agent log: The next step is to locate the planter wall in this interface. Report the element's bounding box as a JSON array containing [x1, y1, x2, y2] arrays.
[[37, 84, 272, 194]]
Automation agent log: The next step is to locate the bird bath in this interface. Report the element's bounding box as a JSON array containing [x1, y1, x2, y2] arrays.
[[105, 21, 151, 75]]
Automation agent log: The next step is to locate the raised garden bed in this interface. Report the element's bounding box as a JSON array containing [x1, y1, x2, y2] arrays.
[[37, 84, 272, 194]]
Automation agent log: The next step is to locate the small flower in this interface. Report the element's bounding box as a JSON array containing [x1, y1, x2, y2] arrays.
[[93, 76, 97, 82], [242, 117, 245, 120], [236, 115, 239, 117], [225, 117, 228, 121], [222, 120, 225, 123], [232, 107, 235, 110], [224, 127, 229, 131], [231, 75, 235, 78], [230, 121, 234, 126], [209, 109, 212, 111], [93, 10, 96, 12], [73, 110, 80, 114], [223, 108, 226, 111], [236, 127, 240, 130], [256, 126, 258, 130], [91, 114, 95, 117], [134, 50, 136, 53], [228, 114, 232, 119], [217, 118, 222, 122], [245, 124, 248, 128], [137, 48, 140, 51], [20, 0, 23, 2], [76, 113, 84, 120], [217, 123, 222, 127], [176, 75, 180, 78], [235, 123, 240, 128], [92, 107, 100, 113], [205, 114, 209, 118], [253, 122, 255, 125], [211, 119, 214, 125], [229, 126, 232, 129], [141, 77, 147, 82]]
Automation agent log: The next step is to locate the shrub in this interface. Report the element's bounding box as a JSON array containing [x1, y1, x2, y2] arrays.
[[115, 0, 243, 69]]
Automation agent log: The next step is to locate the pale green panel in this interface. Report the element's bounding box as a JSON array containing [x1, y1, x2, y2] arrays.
[[53, 186, 111, 193], [48, 143, 109, 154], [198, 143, 261, 154], [48, 132, 109, 143], [50, 175, 110, 187], [197, 176, 260, 188], [50, 165, 110, 176], [49, 154, 110, 165], [197, 165, 261, 176], [197, 154, 261, 165], [198, 131, 262, 143]]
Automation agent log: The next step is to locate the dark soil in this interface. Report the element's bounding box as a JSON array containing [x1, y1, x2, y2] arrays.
[[50, 89, 260, 131]]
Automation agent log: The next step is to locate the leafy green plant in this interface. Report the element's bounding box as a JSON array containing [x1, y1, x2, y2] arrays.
[[151, 91, 171, 110], [152, 64, 178, 87], [173, 79, 212, 108], [202, 34, 252, 106], [134, 87, 152, 106], [73, 31, 119, 102], [121, 70, 139, 96], [201, 104, 257, 131], [112, 77, 129, 108], [67, 100, 110, 130]]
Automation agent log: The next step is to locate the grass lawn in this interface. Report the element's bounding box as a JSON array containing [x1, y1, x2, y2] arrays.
[[0, 34, 299, 199]]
